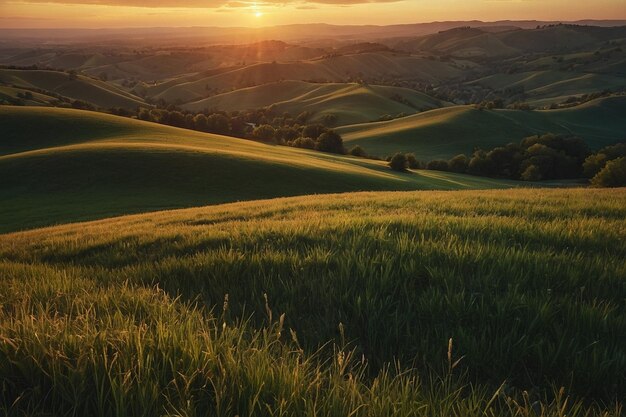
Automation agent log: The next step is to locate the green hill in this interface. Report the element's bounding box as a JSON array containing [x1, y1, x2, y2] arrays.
[[183, 80, 446, 125], [0, 188, 624, 415], [0, 106, 520, 232], [337, 95, 626, 160], [0, 69, 147, 110]]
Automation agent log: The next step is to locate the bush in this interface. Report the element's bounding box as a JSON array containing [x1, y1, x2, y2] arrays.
[[427, 160, 449, 171], [389, 153, 408, 172], [583, 143, 626, 178], [591, 157, 626, 187], [291, 137, 316, 150], [521, 164, 543, 181], [316, 131, 345, 154], [405, 153, 420, 169], [348, 145, 367, 157], [302, 124, 327, 140], [448, 154, 468, 173], [253, 124, 276, 141]]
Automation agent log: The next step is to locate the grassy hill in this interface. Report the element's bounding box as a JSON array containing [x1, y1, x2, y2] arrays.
[[0, 188, 624, 416], [467, 70, 626, 106], [395, 25, 626, 58], [0, 69, 147, 110], [145, 53, 464, 103], [183, 80, 446, 125], [0, 106, 520, 233], [338, 95, 626, 160]]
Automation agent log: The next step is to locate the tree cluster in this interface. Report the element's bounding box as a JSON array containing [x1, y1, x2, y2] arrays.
[[422, 133, 626, 186], [423, 133, 591, 180]]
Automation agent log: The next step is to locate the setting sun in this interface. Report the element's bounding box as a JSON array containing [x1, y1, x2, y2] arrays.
[[255, 11, 263, 18]]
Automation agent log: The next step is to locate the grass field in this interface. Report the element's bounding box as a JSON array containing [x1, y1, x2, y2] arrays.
[[0, 69, 147, 110], [0, 188, 624, 416], [338, 95, 626, 160], [183, 80, 446, 126], [0, 106, 522, 232]]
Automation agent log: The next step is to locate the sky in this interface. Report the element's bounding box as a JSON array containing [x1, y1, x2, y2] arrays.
[[0, 0, 625, 28]]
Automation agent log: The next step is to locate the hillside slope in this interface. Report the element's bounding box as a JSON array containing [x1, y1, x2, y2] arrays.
[[0, 106, 518, 232], [338, 95, 626, 159], [145, 52, 465, 103], [183, 81, 446, 125], [0, 188, 624, 415], [0, 69, 147, 110]]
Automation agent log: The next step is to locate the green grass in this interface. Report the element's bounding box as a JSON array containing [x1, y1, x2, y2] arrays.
[[183, 81, 446, 126], [0, 69, 147, 110], [0, 106, 522, 233], [0, 188, 624, 416], [338, 96, 626, 160]]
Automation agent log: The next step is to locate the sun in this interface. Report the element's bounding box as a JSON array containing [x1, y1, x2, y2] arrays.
[[255, 11, 263, 17]]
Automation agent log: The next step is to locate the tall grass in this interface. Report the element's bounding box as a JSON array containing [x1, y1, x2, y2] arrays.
[[0, 188, 624, 415]]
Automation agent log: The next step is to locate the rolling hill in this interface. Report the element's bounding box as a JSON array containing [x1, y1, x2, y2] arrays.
[[466, 70, 626, 106], [0, 69, 147, 110], [394, 24, 626, 58], [338, 95, 626, 160], [0, 106, 519, 232], [143, 52, 465, 103], [183, 80, 447, 125]]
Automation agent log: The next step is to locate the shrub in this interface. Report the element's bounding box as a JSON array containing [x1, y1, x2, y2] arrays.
[[389, 153, 408, 172], [253, 124, 276, 141], [348, 145, 367, 157], [521, 164, 543, 181], [427, 160, 449, 171], [405, 153, 420, 169], [448, 154, 469, 173], [316, 131, 345, 154], [591, 157, 626, 187], [291, 137, 317, 150], [302, 124, 327, 140], [193, 114, 208, 131]]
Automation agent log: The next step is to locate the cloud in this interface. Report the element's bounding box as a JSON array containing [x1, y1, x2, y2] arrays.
[[2, 0, 402, 7]]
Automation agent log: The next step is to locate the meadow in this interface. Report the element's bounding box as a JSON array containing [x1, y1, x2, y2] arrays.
[[338, 96, 626, 160], [1, 188, 624, 416], [0, 106, 520, 233]]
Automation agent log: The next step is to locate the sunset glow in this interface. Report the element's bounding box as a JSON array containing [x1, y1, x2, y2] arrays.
[[1, 0, 625, 28]]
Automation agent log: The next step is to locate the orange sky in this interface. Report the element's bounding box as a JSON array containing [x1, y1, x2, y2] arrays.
[[1, 0, 625, 28]]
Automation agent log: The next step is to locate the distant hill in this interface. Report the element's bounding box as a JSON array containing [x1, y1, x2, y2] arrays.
[[337, 95, 626, 160], [466, 70, 626, 106], [183, 80, 447, 126], [394, 25, 626, 58], [0, 106, 518, 232], [0, 69, 147, 110], [145, 52, 465, 103]]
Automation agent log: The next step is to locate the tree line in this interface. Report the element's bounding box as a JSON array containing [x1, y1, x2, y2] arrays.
[[388, 134, 626, 187]]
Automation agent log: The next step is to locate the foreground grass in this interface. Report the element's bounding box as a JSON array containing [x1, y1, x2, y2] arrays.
[[0, 188, 624, 416]]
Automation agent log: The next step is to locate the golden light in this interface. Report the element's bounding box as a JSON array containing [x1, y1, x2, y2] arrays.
[[255, 11, 263, 17]]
